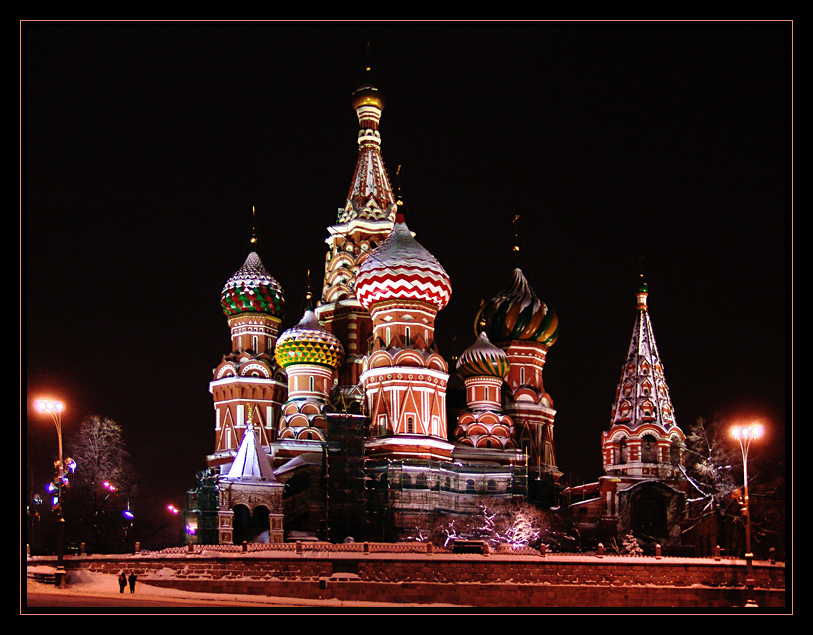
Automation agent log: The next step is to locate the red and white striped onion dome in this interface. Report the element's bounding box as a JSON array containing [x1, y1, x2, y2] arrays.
[[274, 309, 344, 370], [457, 331, 509, 379], [221, 251, 285, 318], [355, 212, 452, 312], [475, 267, 558, 347]]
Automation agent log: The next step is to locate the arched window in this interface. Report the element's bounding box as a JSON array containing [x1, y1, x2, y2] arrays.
[[619, 438, 628, 464], [641, 434, 658, 463], [407, 416, 414, 433]]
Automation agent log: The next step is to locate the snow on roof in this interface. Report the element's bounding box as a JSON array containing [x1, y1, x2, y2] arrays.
[[223, 422, 276, 481]]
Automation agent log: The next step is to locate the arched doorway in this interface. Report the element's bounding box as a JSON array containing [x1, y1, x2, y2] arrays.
[[630, 485, 667, 538], [232, 504, 272, 544]]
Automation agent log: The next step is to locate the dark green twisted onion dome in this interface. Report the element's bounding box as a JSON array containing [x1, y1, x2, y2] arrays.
[[474, 268, 559, 347], [220, 252, 285, 318]]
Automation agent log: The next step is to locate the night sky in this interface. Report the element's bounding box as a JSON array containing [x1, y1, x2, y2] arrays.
[[24, 22, 789, 516]]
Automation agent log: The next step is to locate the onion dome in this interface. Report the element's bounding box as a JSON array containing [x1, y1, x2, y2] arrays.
[[457, 331, 509, 379], [475, 267, 558, 346], [355, 211, 452, 311], [221, 252, 284, 318], [351, 75, 385, 112], [275, 309, 344, 370]]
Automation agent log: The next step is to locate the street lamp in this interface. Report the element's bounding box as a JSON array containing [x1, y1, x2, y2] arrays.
[[33, 398, 67, 567], [730, 421, 764, 607]]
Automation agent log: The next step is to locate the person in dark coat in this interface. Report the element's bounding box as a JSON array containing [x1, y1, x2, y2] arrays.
[[128, 571, 137, 593], [118, 572, 127, 593]]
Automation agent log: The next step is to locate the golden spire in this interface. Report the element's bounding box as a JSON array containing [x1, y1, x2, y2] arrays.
[[511, 214, 521, 265], [250, 205, 259, 245], [304, 269, 314, 312]]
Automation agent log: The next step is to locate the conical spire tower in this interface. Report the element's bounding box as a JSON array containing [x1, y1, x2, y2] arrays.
[[608, 275, 677, 432], [602, 275, 685, 478]]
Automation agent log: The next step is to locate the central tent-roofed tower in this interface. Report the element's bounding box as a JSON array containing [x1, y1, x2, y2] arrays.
[[315, 64, 397, 406]]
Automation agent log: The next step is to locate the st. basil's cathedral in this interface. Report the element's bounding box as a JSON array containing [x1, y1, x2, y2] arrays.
[[184, 65, 689, 547]]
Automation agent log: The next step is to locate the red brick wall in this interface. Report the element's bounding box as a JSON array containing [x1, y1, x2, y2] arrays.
[[45, 551, 786, 608]]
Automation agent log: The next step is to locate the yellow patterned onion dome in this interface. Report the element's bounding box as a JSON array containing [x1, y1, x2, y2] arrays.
[[457, 331, 510, 379], [274, 310, 344, 370], [221, 252, 284, 318], [475, 267, 558, 346], [355, 212, 452, 311]]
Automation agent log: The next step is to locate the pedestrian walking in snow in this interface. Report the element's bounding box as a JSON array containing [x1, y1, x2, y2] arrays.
[[118, 572, 127, 593], [128, 572, 137, 593]]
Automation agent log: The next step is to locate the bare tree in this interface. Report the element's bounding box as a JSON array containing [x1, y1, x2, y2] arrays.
[[65, 415, 137, 553], [680, 417, 739, 513], [416, 498, 576, 550]]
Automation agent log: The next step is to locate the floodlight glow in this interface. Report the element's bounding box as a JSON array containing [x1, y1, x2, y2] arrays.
[[731, 422, 764, 441], [35, 399, 64, 414]]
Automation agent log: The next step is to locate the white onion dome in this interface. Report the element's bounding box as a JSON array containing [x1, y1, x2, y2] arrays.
[[457, 331, 509, 379], [274, 309, 344, 370], [220, 252, 284, 318], [355, 212, 452, 311]]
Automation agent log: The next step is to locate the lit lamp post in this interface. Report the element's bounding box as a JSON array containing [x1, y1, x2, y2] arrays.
[[730, 422, 764, 607], [33, 398, 66, 567]]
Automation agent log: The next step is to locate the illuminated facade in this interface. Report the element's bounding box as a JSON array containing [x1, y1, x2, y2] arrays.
[[186, 67, 597, 543], [567, 278, 688, 546]]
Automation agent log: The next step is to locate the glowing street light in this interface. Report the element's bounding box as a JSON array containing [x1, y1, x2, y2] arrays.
[[34, 399, 65, 477], [730, 421, 765, 607], [33, 398, 67, 567]]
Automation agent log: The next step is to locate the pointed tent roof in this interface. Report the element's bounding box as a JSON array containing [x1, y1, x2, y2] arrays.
[[609, 276, 677, 432], [224, 417, 276, 481], [338, 64, 397, 224]]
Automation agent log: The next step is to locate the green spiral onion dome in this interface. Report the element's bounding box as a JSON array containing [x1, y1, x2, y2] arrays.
[[275, 310, 345, 370], [475, 268, 559, 347], [221, 252, 285, 318], [457, 331, 510, 379]]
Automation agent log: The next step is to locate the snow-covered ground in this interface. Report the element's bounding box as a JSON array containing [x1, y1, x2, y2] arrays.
[[24, 566, 459, 608]]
